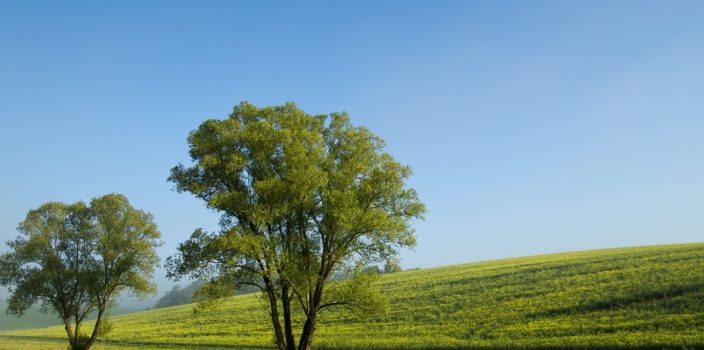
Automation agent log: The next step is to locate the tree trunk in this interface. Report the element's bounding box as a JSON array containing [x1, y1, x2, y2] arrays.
[[263, 276, 286, 350], [63, 318, 76, 349], [83, 301, 107, 350], [83, 306, 104, 350], [296, 248, 328, 350], [297, 313, 317, 350], [282, 284, 296, 350], [74, 314, 82, 345]]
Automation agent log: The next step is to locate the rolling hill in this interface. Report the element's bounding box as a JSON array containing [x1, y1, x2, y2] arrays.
[[0, 301, 152, 332], [0, 243, 702, 350]]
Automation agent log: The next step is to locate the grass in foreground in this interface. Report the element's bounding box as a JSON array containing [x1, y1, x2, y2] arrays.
[[0, 243, 702, 349]]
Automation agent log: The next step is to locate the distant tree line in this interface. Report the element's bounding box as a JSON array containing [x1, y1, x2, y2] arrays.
[[153, 260, 405, 311], [152, 279, 260, 309], [152, 280, 205, 309]]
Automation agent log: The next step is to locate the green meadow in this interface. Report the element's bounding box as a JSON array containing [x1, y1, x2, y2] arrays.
[[1, 243, 702, 350]]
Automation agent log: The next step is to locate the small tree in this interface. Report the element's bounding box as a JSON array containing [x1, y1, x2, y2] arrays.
[[167, 102, 425, 350], [0, 194, 161, 350], [383, 260, 402, 274]]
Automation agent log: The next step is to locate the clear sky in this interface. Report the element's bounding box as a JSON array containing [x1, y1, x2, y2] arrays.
[[1, 1, 703, 295]]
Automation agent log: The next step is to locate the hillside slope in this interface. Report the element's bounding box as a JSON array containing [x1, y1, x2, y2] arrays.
[[1, 243, 703, 349], [0, 301, 151, 331]]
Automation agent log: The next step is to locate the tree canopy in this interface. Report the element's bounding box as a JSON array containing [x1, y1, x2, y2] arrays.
[[0, 194, 161, 350], [167, 102, 425, 350]]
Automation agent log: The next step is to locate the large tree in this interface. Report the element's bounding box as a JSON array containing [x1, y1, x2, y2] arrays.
[[167, 102, 425, 350], [0, 194, 161, 350]]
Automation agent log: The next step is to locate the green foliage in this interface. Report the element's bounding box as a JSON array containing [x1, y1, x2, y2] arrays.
[[88, 195, 161, 301], [166, 102, 425, 349], [0, 194, 161, 350], [96, 316, 113, 337], [0, 201, 93, 318], [322, 267, 388, 318], [1, 243, 702, 349]]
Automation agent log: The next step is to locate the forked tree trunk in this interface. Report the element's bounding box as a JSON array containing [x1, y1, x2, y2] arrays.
[[297, 313, 317, 350], [63, 318, 77, 349], [83, 307, 104, 350]]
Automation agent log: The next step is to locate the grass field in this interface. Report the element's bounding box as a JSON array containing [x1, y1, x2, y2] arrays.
[[0, 301, 149, 332], [0, 243, 702, 350]]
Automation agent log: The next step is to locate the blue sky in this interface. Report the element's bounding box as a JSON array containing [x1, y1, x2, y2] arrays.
[[1, 1, 703, 294]]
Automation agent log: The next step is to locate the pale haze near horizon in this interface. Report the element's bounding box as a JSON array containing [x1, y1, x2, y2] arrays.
[[1, 1, 703, 303]]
